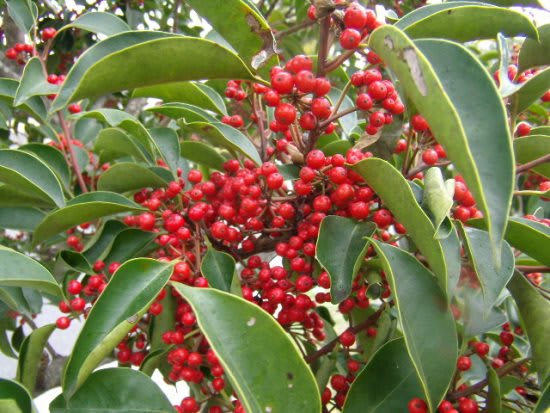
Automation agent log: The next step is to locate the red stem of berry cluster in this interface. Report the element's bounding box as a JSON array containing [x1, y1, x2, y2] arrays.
[[304, 303, 386, 364], [448, 357, 531, 401], [57, 112, 89, 193], [516, 265, 550, 273], [515, 153, 550, 175], [253, 94, 269, 162]]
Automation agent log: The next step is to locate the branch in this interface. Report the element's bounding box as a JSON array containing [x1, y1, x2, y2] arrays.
[[316, 16, 331, 77], [319, 106, 359, 129], [275, 19, 317, 40], [516, 265, 550, 273], [407, 161, 452, 178], [516, 153, 550, 174]]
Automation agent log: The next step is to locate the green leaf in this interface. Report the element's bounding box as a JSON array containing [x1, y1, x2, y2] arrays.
[[52, 33, 256, 112], [14, 58, 58, 106], [497, 34, 521, 97], [514, 135, 550, 179], [62, 259, 173, 398], [6, 0, 37, 33], [0, 207, 45, 231], [201, 248, 236, 292], [0, 78, 47, 122], [370, 240, 457, 412], [172, 283, 321, 413], [396, 3, 537, 42], [422, 167, 454, 237], [519, 24, 550, 71], [102, 228, 157, 265], [461, 289, 507, 338], [56, 11, 130, 37], [147, 102, 218, 123], [82, 220, 126, 263], [58, 250, 94, 274], [534, 381, 550, 413], [507, 271, 550, 384], [316, 216, 376, 303], [184, 0, 279, 78], [149, 287, 176, 351], [511, 67, 550, 114], [343, 338, 424, 413], [52, 368, 174, 412], [321, 140, 352, 156], [149, 127, 180, 175], [93, 127, 150, 164], [328, 87, 358, 136], [0, 246, 62, 297], [0, 287, 42, 315], [140, 347, 172, 376], [180, 141, 226, 170], [184, 122, 262, 165], [0, 378, 35, 413], [0, 149, 65, 208], [20, 144, 71, 191], [350, 158, 452, 295], [470, 217, 550, 267], [16, 324, 56, 394], [97, 163, 169, 193], [461, 226, 515, 316], [33, 191, 145, 245], [368, 26, 514, 261], [486, 366, 502, 413], [134, 81, 226, 114]]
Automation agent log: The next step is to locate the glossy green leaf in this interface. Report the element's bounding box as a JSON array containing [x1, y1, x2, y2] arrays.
[[52, 33, 256, 111], [531, 126, 550, 136], [58, 251, 94, 274], [185, 0, 278, 78], [93, 127, 150, 164], [56, 11, 130, 37], [470, 217, 550, 267], [513, 67, 550, 114], [534, 381, 550, 413], [0, 246, 62, 297], [33, 191, 145, 245], [0, 207, 45, 231], [371, 240, 457, 411], [369, 26, 514, 261], [461, 226, 515, 316], [0, 78, 47, 122], [184, 122, 262, 165], [0, 318, 17, 359], [6, 0, 37, 33], [52, 368, 174, 412], [507, 271, 550, 384], [97, 163, 168, 193], [201, 248, 236, 292], [20, 144, 71, 191], [461, 288, 507, 338], [422, 167, 454, 237], [140, 347, 172, 377], [514, 135, 550, 179], [147, 102, 218, 123], [149, 287, 176, 351], [343, 338, 424, 413], [172, 283, 321, 413], [316, 216, 376, 303], [102, 228, 157, 265], [350, 158, 451, 294], [321, 140, 352, 156], [16, 324, 56, 394], [0, 287, 42, 315], [63, 259, 173, 397], [134, 81, 226, 114], [82, 220, 126, 263], [14, 58, 58, 106], [149, 127, 180, 174], [180, 141, 226, 170], [0, 378, 35, 413], [519, 24, 550, 71], [396, 3, 537, 41], [486, 366, 502, 413], [0, 149, 65, 208]]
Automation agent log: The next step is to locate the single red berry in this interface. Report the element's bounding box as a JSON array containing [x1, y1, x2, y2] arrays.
[[351, 71, 364, 87], [422, 148, 439, 165], [266, 172, 284, 190], [373, 209, 392, 228], [306, 149, 326, 169], [56, 316, 71, 330], [457, 355, 472, 371], [453, 206, 471, 223], [369, 111, 385, 127], [299, 111, 318, 130], [275, 103, 297, 125], [307, 5, 317, 20], [340, 28, 362, 50], [311, 97, 332, 119], [295, 70, 316, 93], [68, 103, 81, 114], [67, 280, 82, 295], [344, 3, 368, 29], [408, 398, 428, 413], [139, 212, 156, 231], [439, 401, 454, 413], [474, 342, 490, 357], [367, 81, 388, 100], [411, 114, 429, 132], [356, 93, 373, 110], [313, 77, 331, 96], [70, 297, 86, 312], [516, 122, 531, 136], [42, 27, 57, 41], [271, 70, 294, 94], [339, 330, 356, 347], [458, 398, 478, 413], [500, 331, 514, 346], [349, 201, 370, 220], [5, 48, 18, 60]]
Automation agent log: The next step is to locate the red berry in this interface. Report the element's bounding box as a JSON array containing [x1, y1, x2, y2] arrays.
[[411, 114, 429, 132], [275, 103, 297, 125], [356, 93, 373, 110], [306, 149, 326, 169], [139, 212, 156, 231], [42, 27, 57, 40], [300, 111, 318, 130], [422, 148, 439, 165], [264, 89, 280, 106], [5, 48, 18, 60], [271, 71, 294, 94], [56, 316, 71, 329], [311, 97, 332, 119], [457, 355, 472, 371], [474, 342, 490, 357], [408, 398, 428, 413], [340, 28, 362, 50], [373, 209, 392, 228], [295, 70, 316, 93], [516, 122, 531, 136], [367, 81, 388, 100], [307, 5, 317, 20], [313, 77, 331, 96], [453, 206, 471, 223], [266, 172, 284, 190], [500, 331, 514, 346], [70, 297, 86, 312], [339, 330, 356, 347], [67, 280, 82, 295], [344, 4, 368, 29], [458, 398, 478, 413], [369, 111, 385, 127]]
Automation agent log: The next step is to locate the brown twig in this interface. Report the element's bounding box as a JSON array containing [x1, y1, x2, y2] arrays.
[[516, 153, 550, 174], [275, 19, 317, 40], [319, 106, 359, 129], [57, 112, 89, 193], [316, 16, 331, 77], [253, 94, 269, 162], [407, 160, 452, 178], [516, 265, 550, 273]]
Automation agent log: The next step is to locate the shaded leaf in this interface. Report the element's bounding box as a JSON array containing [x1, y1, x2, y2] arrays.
[[519, 24, 550, 71], [147, 102, 218, 123], [201, 248, 236, 292], [0, 377, 35, 413], [97, 163, 169, 193], [514, 135, 550, 179], [93, 127, 151, 164], [14, 58, 57, 106], [57, 11, 130, 37], [0, 207, 45, 231], [180, 141, 226, 170]]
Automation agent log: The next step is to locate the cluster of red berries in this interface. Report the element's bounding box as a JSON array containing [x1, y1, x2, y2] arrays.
[[495, 64, 550, 102], [4, 42, 34, 65]]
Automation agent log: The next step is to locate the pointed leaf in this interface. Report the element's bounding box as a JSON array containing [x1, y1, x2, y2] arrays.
[[519, 24, 550, 71], [97, 163, 169, 193], [82, 220, 126, 263], [14, 58, 58, 106], [422, 167, 454, 237], [33, 191, 145, 245], [0, 378, 35, 413], [0, 246, 62, 297], [180, 141, 226, 170], [146, 102, 218, 123], [201, 248, 236, 292], [63, 259, 173, 397], [370, 240, 457, 412], [368, 26, 514, 261], [0, 149, 65, 208], [58, 250, 94, 274], [497, 34, 521, 97], [514, 135, 550, 179], [93, 127, 150, 164], [103, 228, 157, 265], [52, 33, 256, 111], [149, 127, 180, 175], [343, 338, 424, 413], [172, 283, 321, 413], [0, 78, 47, 122], [16, 324, 56, 394], [316, 216, 376, 303], [20, 144, 71, 191], [6, 0, 37, 33], [56, 11, 130, 37], [52, 368, 174, 412], [486, 366, 502, 413], [511, 67, 550, 114]]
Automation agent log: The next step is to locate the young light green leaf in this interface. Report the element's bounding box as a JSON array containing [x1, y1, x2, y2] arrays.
[[16, 324, 56, 394], [514, 135, 550, 179], [507, 271, 550, 384], [343, 338, 424, 413], [33, 191, 145, 245], [0, 246, 62, 297], [172, 283, 321, 413], [0, 149, 65, 208], [52, 368, 174, 412], [97, 163, 169, 193], [62, 259, 174, 398], [370, 240, 457, 412], [56, 11, 130, 37], [14, 58, 58, 106], [316, 216, 376, 303], [52, 34, 256, 112], [369, 26, 514, 262], [201, 248, 236, 292], [519, 24, 550, 71]]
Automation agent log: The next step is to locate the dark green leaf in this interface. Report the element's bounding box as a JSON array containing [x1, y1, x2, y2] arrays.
[[20, 144, 71, 191], [514, 135, 550, 179], [103, 228, 157, 264], [0, 207, 45, 231], [147, 103, 218, 123], [58, 251, 94, 274], [180, 141, 226, 170], [6, 0, 37, 33], [14, 58, 58, 106], [149, 127, 180, 175], [82, 220, 126, 263], [93, 127, 150, 164], [461, 288, 507, 338], [56, 11, 130, 37], [0, 78, 47, 122], [201, 248, 236, 292], [172, 283, 321, 413], [511, 67, 550, 114], [519, 24, 550, 71], [486, 367, 502, 413], [97, 163, 169, 193], [63, 259, 173, 397], [316, 216, 376, 303], [0, 378, 35, 413]]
